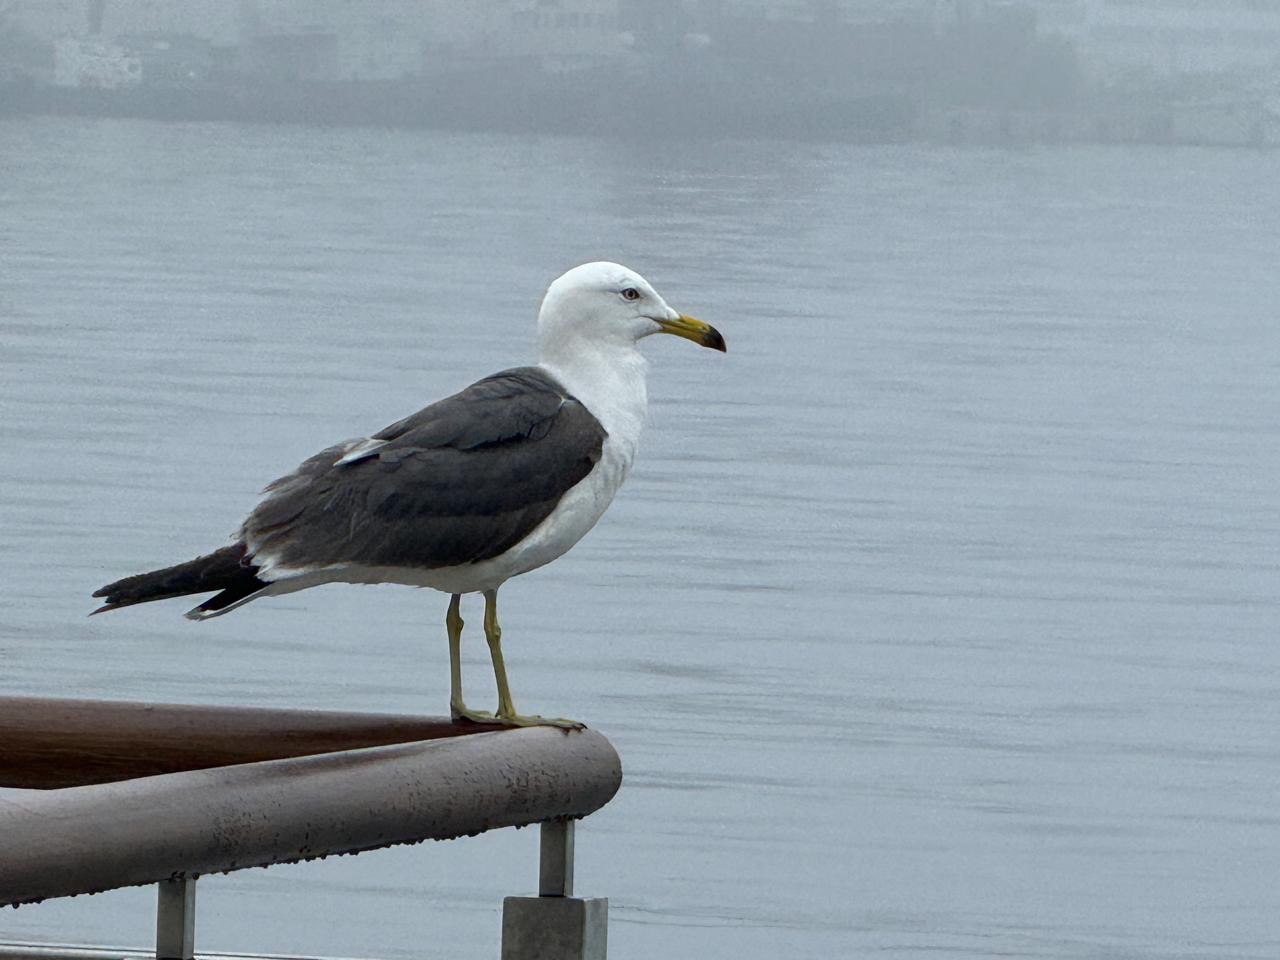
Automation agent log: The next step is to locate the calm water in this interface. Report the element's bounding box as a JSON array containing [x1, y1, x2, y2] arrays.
[[2, 117, 1279, 960]]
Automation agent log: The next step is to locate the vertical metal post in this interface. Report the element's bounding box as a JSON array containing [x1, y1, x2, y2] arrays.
[[503, 819, 606, 959], [155, 877, 196, 960], [539, 818, 575, 897]]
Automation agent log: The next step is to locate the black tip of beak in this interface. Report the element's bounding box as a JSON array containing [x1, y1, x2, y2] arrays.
[[705, 327, 727, 353]]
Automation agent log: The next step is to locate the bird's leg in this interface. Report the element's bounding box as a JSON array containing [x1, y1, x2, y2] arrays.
[[483, 588, 583, 730], [483, 588, 518, 719], [447, 593, 494, 724]]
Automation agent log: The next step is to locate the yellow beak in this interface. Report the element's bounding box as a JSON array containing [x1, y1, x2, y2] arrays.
[[654, 314, 727, 352]]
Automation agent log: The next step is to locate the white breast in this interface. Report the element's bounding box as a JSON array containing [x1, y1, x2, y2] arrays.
[[441, 432, 633, 590], [412, 352, 649, 594]]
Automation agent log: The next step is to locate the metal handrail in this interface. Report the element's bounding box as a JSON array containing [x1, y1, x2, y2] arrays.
[[0, 943, 371, 960], [0, 698, 621, 909], [0, 696, 497, 789]]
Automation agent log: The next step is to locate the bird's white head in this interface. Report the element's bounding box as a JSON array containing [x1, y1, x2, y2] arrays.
[[536, 262, 726, 365]]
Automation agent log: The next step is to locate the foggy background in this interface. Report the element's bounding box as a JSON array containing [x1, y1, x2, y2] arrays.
[[3, 3, 1280, 960], [2, 1, 1279, 145]]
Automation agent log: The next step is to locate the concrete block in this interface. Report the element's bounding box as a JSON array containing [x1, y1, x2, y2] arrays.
[[501, 896, 608, 960]]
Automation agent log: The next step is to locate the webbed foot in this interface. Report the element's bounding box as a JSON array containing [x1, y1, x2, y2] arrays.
[[496, 711, 585, 731], [451, 703, 499, 725]]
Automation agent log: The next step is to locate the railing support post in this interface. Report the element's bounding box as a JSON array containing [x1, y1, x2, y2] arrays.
[[502, 819, 607, 960], [539, 818, 575, 897], [155, 877, 196, 960]]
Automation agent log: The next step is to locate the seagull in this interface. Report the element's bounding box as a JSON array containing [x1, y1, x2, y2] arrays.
[[92, 262, 726, 727]]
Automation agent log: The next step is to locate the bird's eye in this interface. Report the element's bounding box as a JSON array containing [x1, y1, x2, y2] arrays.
[[621, 287, 641, 301]]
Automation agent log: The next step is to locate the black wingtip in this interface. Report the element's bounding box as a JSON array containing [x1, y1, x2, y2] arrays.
[[90, 586, 117, 615], [89, 595, 143, 616]]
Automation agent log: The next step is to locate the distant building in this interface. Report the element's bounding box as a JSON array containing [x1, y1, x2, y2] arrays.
[[1021, 0, 1280, 81], [53, 37, 140, 88], [9, 0, 431, 82], [505, 1, 623, 66], [715, 1, 934, 23], [9, 0, 238, 44], [116, 34, 225, 85], [239, 1, 426, 80]]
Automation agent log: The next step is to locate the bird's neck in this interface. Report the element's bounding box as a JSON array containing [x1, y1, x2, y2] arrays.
[[538, 339, 649, 454]]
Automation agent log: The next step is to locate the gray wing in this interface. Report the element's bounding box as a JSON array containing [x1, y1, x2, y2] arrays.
[[244, 367, 606, 571]]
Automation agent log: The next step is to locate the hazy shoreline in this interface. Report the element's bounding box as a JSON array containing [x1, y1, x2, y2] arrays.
[[4, 76, 1272, 149]]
